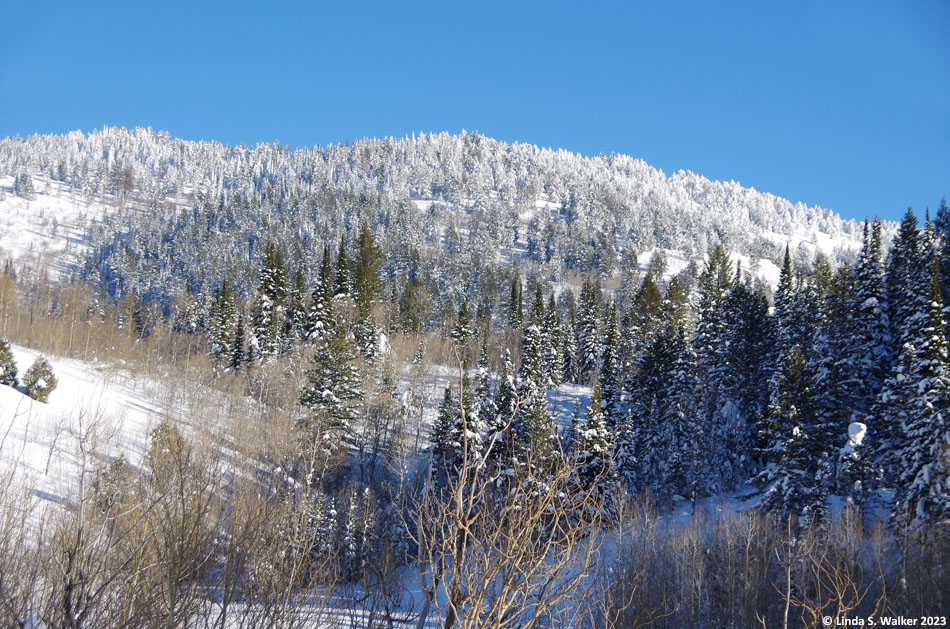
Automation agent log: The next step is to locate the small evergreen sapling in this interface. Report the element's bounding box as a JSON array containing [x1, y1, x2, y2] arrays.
[[23, 356, 57, 403]]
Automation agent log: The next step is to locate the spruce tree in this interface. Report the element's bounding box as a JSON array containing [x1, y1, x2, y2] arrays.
[[600, 304, 623, 434], [574, 384, 615, 493], [891, 258, 950, 529], [299, 319, 363, 463], [575, 278, 601, 384], [561, 293, 579, 384], [252, 241, 288, 357], [334, 233, 352, 298], [0, 338, 17, 387], [543, 293, 564, 386], [753, 345, 825, 523], [308, 244, 335, 341]]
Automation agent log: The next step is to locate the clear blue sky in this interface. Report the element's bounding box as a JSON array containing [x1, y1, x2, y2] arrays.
[[1, 1, 947, 222]]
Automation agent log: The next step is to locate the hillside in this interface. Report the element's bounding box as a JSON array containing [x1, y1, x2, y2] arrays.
[[0, 128, 878, 314]]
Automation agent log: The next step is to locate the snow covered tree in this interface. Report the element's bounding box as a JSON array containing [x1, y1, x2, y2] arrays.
[[600, 304, 623, 435], [753, 345, 825, 523], [0, 338, 17, 387], [298, 320, 363, 467], [560, 293, 579, 384], [228, 318, 247, 371], [23, 356, 57, 403], [575, 278, 601, 385], [657, 329, 706, 503], [508, 277, 523, 328], [251, 241, 288, 358], [307, 244, 335, 341], [515, 324, 556, 463], [449, 299, 472, 346], [334, 233, 352, 298], [836, 422, 874, 509], [574, 384, 615, 493], [486, 348, 517, 471], [890, 257, 950, 530], [431, 386, 460, 477], [848, 218, 890, 416], [543, 293, 563, 386], [207, 280, 237, 361]]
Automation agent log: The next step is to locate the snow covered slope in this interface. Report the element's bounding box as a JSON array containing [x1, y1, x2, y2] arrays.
[[0, 345, 165, 510]]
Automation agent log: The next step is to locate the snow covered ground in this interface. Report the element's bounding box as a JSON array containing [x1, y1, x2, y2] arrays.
[[0, 344, 165, 512]]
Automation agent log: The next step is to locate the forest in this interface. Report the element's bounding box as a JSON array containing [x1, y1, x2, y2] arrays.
[[0, 129, 945, 627]]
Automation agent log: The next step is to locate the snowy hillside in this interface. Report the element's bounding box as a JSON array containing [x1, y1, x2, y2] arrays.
[[0, 345, 165, 511], [0, 128, 888, 315]]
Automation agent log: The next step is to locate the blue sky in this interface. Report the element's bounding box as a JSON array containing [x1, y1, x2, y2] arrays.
[[1, 1, 946, 222]]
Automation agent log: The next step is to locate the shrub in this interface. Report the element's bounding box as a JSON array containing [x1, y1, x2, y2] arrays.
[[23, 356, 57, 402], [0, 339, 16, 387]]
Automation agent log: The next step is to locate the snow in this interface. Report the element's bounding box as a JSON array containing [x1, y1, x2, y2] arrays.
[[0, 344, 165, 515], [0, 175, 113, 277]]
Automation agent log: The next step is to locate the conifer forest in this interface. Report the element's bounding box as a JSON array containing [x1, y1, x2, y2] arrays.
[[0, 128, 946, 627]]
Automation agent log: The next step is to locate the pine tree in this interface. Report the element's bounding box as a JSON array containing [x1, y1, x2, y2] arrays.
[[299, 320, 363, 464], [334, 233, 352, 298], [658, 329, 705, 502], [487, 348, 517, 471], [561, 293, 579, 384], [449, 299, 472, 346], [508, 277, 523, 328], [353, 223, 385, 319], [0, 338, 17, 387], [543, 293, 564, 386], [576, 278, 601, 384], [574, 384, 615, 493], [284, 264, 308, 348], [600, 304, 623, 434], [252, 241, 288, 358], [891, 258, 950, 530], [431, 386, 460, 476], [228, 318, 247, 371], [753, 345, 825, 523], [693, 244, 738, 490], [208, 280, 237, 361], [849, 218, 890, 416], [23, 356, 57, 403], [515, 324, 556, 463], [472, 336, 496, 461], [307, 244, 335, 340]]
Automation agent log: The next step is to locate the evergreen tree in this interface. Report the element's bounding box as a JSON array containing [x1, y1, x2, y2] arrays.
[[431, 386, 460, 475], [574, 384, 615, 492], [353, 223, 385, 319], [23, 356, 57, 403], [508, 277, 523, 328], [849, 218, 890, 416], [753, 345, 825, 523], [334, 233, 352, 298], [600, 304, 623, 434], [487, 348, 517, 471], [308, 244, 335, 340], [658, 329, 706, 502], [449, 299, 472, 346], [543, 293, 564, 386], [299, 320, 363, 464], [228, 318, 247, 371], [891, 258, 950, 529], [0, 338, 17, 387], [575, 278, 601, 384], [252, 241, 288, 357], [515, 324, 556, 463], [284, 264, 308, 347], [208, 280, 237, 361], [560, 293, 579, 384]]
